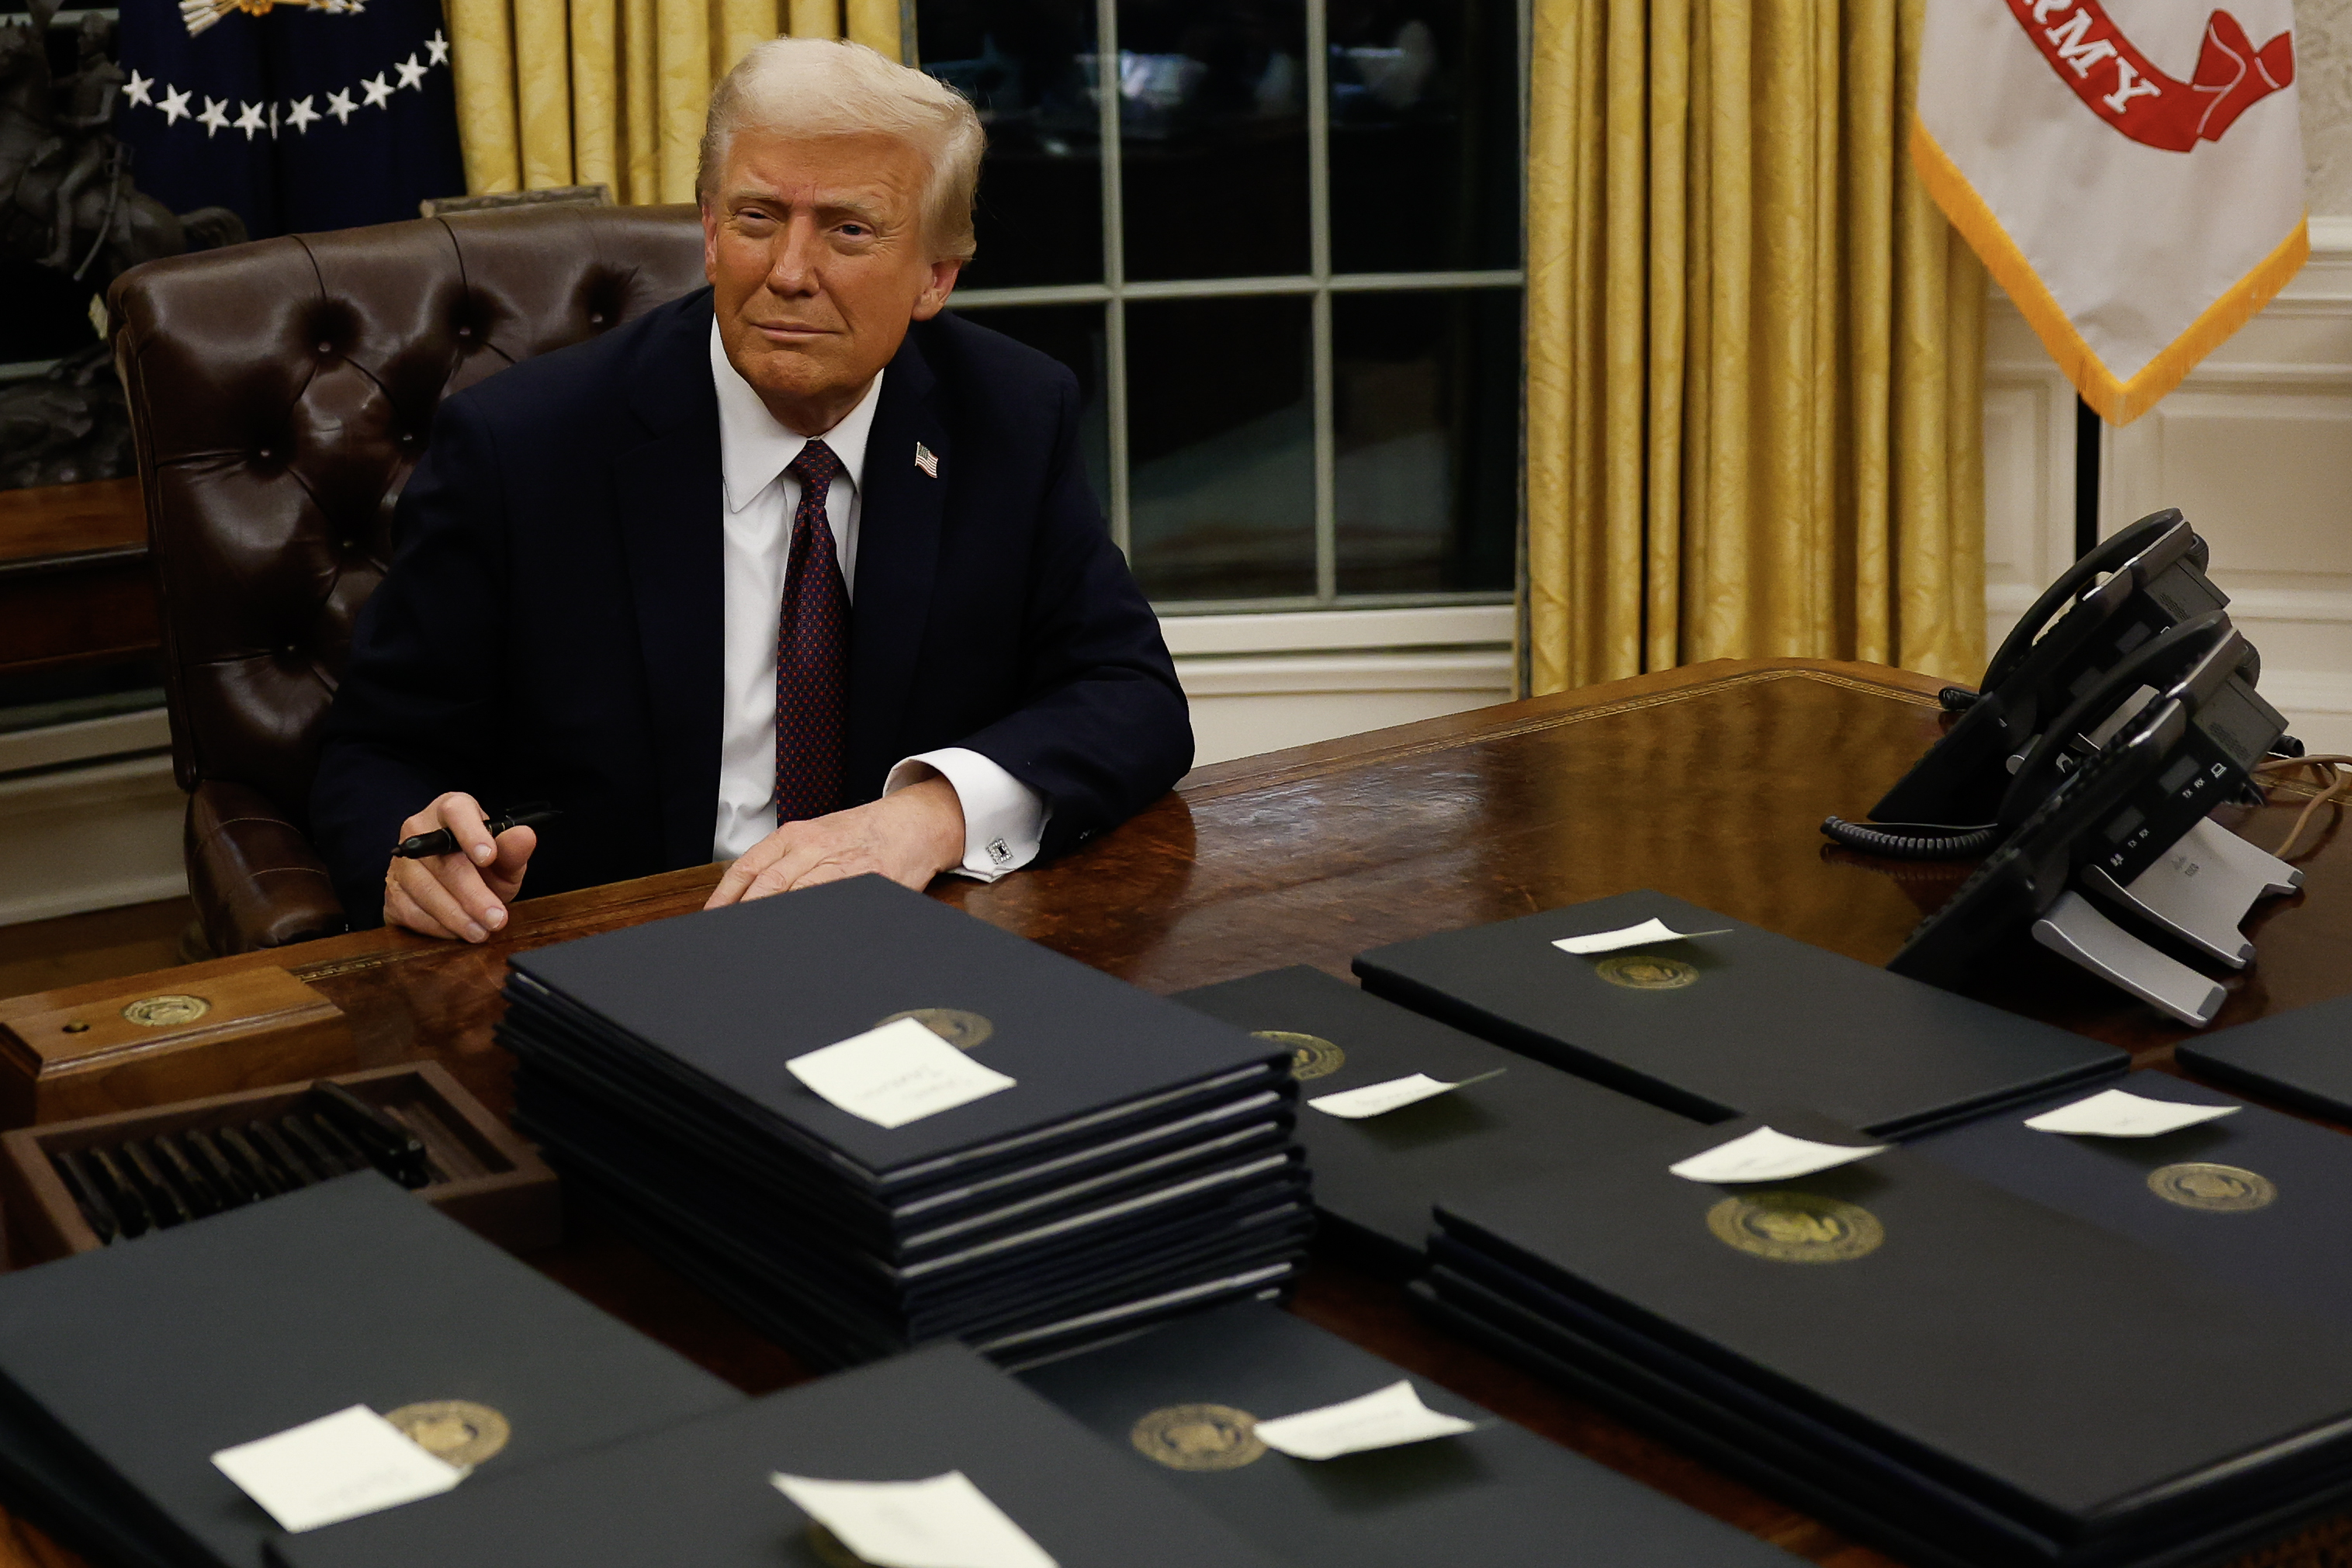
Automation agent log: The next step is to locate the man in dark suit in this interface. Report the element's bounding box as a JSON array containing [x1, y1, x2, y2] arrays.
[[310, 37, 1190, 942]]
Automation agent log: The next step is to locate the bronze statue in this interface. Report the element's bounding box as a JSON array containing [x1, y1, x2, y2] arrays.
[[0, 0, 246, 489]]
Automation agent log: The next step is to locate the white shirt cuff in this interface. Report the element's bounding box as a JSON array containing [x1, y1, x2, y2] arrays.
[[883, 747, 1050, 883]]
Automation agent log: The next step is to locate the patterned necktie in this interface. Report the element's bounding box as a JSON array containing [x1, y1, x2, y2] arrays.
[[773, 439, 850, 823]]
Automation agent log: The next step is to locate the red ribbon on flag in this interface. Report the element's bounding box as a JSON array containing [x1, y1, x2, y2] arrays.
[[2002, 0, 2293, 153]]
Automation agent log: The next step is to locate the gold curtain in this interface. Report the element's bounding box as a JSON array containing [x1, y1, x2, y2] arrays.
[[1525, 0, 1987, 693], [445, 0, 906, 206]]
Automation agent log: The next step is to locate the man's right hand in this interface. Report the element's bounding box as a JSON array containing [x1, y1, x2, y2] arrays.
[[383, 791, 536, 943]]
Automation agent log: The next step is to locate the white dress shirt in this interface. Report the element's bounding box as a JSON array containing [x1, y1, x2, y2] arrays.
[[709, 321, 1048, 878]]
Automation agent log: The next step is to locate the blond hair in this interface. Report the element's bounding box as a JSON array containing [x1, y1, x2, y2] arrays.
[[698, 37, 984, 262]]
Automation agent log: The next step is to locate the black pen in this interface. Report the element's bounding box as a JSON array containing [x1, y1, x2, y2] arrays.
[[394, 802, 559, 860]]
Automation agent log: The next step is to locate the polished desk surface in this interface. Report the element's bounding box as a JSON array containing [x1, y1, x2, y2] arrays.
[[8, 656, 2352, 1568]]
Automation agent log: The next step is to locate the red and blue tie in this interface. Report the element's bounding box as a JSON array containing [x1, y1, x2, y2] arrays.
[[774, 440, 850, 823]]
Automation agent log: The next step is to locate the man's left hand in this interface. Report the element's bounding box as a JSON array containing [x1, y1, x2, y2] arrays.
[[705, 774, 965, 908]]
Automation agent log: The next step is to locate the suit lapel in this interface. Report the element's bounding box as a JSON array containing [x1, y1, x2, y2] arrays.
[[846, 329, 948, 798], [614, 291, 725, 868]]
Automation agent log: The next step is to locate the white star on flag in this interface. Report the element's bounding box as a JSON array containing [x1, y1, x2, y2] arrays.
[[360, 72, 393, 109], [158, 83, 189, 123], [394, 53, 426, 90], [233, 100, 266, 139], [286, 95, 319, 132], [125, 70, 152, 108], [327, 88, 356, 123], [266, 100, 279, 135], [426, 29, 449, 64], [196, 96, 229, 137]]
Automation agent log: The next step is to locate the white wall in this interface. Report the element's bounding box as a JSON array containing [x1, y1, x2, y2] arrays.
[[1985, 220, 2352, 755]]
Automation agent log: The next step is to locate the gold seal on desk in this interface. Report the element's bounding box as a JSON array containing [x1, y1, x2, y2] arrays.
[[119, 993, 212, 1028], [1706, 1192, 1885, 1262], [1594, 954, 1699, 991], [383, 1400, 511, 1466], [1254, 1030, 1345, 1081], [1130, 1403, 1266, 1470], [876, 1009, 994, 1051], [2148, 1161, 2277, 1212]]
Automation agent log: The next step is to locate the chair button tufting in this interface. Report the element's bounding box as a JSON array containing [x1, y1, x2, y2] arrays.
[[589, 312, 605, 325], [316, 341, 332, 355]]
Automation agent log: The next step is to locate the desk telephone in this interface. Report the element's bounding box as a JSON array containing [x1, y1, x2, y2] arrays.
[[1834, 513, 2305, 1026]]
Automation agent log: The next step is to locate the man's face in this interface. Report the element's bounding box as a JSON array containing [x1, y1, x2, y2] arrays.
[[701, 129, 961, 432]]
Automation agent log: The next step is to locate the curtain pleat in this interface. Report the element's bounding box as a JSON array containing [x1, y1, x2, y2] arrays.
[[1526, 0, 1988, 693], [449, 0, 900, 206]]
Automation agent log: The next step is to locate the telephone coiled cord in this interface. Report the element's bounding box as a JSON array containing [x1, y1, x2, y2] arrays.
[[1818, 817, 2000, 860]]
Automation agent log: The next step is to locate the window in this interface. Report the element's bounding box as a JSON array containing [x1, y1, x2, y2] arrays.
[[918, 0, 1523, 611]]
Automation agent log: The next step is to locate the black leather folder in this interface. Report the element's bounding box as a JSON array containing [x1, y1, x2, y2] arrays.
[[505, 875, 1290, 1188], [1017, 1300, 1803, 1568], [1352, 888, 2124, 1134], [2178, 993, 2352, 1123], [1171, 966, 1698, 1267], [1430, 1120, 2352, 1552], [1911, 1074, 2352, 1324], [268, 1343, 1293, 1568], [0, 1172, 740, 1568]]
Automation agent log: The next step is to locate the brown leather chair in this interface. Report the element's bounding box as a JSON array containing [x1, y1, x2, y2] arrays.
[[110, 203, 708, 956]]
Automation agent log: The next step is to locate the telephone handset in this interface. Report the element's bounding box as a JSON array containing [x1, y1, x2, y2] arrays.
[[1887, 613, 2291, 1024], [1851, 508, 2230, 843]]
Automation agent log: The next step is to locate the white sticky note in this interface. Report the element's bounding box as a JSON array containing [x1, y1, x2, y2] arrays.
[[787, 1017, 1017, 1130], [1308, 1069, 1506, 1120], [2022, 1088, 2241, 1138], [210, 1405, 464, 1534], [1668, 1125, 1889, 1184], [1250, 1380, 1480, 1461], [1552, 918, 1733, 956], [771, 1470, 1056, 1568]]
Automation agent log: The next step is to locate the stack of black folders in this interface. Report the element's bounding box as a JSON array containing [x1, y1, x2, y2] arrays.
[[0, 1172, 743, 1568], [1419, 1108, 2352, 1568], [2175, 989, 2352, 1127], [1170, 965, 1701, 1272], [494, 874, 1310, 1369], [1019, 1299, 1806, 1568], [1353, 888, 2126, 1135], [270, 1341, 1290, 1568]]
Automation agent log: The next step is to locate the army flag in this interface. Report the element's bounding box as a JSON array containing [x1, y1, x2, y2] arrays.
[[116, 0, 464, 239], [1914, 0, 2305, 424]]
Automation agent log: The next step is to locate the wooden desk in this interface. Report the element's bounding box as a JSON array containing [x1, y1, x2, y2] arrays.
[[0, 478, 157, 679], [6, 657, 2350, 1568]]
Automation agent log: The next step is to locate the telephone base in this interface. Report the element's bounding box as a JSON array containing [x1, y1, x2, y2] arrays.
[[2034, 891, 2227, 1027], [2080, 816, 2300, 971]]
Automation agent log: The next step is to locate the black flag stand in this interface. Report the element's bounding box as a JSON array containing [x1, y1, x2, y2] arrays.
[[2073, 394, 2102, 561]]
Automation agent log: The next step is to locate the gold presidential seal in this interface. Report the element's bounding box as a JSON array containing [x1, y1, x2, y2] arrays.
[[383, 1400, 511, 1467], [2147, 1161, 2277, 1213], [1130, 1403, 1266, 1471], [876, 1008, 995, 1051], [120, 993, 211, 1028], [1253, 1030, 1345, 1081], [1706, 1191, 1885, 1263], [1594, 954, 1699, 991]]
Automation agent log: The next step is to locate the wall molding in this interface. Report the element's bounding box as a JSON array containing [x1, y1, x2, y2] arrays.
[[0, 753, 185, 928]]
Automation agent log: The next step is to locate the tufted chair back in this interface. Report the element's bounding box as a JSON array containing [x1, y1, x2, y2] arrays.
[[111, 202, 708, 955]]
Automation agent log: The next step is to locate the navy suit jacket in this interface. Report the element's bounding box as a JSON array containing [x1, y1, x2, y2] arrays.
[[311, 289, 1191, 922]]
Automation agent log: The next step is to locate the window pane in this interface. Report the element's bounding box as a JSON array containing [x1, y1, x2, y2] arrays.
[[946, 303, 1114, 514], [1127, 296, 1315, 601], [1332, 289, 1519, 594], [920, 0, 1106, 288], [1117, 0, 1311, 282], [1328, 0, 1521, 275]]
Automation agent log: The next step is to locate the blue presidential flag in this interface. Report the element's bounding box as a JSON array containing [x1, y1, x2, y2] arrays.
[[116, 0, 466, 238]]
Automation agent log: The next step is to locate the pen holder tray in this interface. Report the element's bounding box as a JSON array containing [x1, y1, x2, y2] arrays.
[[0, 1063, 559, 1266]]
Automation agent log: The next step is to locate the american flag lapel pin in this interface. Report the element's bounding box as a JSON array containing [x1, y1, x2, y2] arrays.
[[914, 442, 940, 478]]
